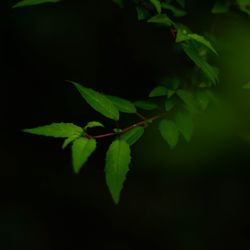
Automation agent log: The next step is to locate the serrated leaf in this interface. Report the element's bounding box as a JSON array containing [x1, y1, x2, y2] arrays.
[[242, 82, 250, 90], [147, 14, 174, 27], [107, 95, 137, 114], [161, 3, 187, 17], [136, 6, 150, 20], [175, 111, 193, 142], [23, 122, 83, 138], [13, 0, 60, 8], [72, 137, 96, 174], [177, 89, 198, 113], [187, 34, 218, 55], [159, 119, 179, 149], [134, 100, 158, 110], [182, 43, 218, 84], [150, 0, 161, 14], [105, 139, 131, 204], [212, 1, 230, 14], [84, 121, 104, 130], [112, 0, 124, 8], [165, 98, 177, 111], [121, 127, 145, 146], [149, 86, 168, 97], [69, 81, 119, 121]]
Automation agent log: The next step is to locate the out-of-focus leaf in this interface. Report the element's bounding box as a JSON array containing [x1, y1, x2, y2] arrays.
[[13, 0, 60, 8], [147, 14, 174, 27], [159, 119, 179, 148]]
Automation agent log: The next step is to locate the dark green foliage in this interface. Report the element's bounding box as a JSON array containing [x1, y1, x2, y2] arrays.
[[19, 0, 250, 204], [13, 0, 60, 8]]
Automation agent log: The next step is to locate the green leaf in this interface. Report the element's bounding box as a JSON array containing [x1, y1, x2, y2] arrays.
[[84, 121, 104, 130], [212, 1, 230, 14], [175, 24, 192, 43], [167, 89, 176, 98], [195, 90, 210, 111], [147, 14, 174, 27], [165, 98, 177, 111], [112, 0, 124, 8], [242, 82, 250, 90], [182, 43, 218, 84], [177, 89, 198, 113], [134, 100, 158, 110], [236, 0, 250, 15], [136, 6, 150, 20], [13, 0, 60, 8], [149, 86, 168, 97], [159, 119, 179, 149], [150, 0, 161, 14], [107, 95, 137, 114], [187, 34, 218, 55], [174, 111, 193, 142], [72, 137, 96, 174], [105, 139, 131, 204], [161, 3, 187, 17], [62, 135, 81, 149], [121, 127, 145, 146], [175, 0, 185, 8], [23, 122, 83, 138], [69, 81, 119, 121]]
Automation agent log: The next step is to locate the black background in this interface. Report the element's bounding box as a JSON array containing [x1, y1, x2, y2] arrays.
[[1, 0, 250, 249]]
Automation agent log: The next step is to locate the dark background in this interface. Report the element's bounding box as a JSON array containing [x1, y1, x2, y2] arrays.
[[1, 0, 250, 249]]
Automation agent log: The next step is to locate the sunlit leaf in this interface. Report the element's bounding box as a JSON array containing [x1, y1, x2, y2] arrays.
[[121, 127, 145, 146], [84, 121, 104, 130], [105, 139, 131, 204], [23, 122, 83, 138], [69, 81, 119, 121], [72, 137, 96, 174], [107, 95, 137, 114], [62, 134, 81, 149]]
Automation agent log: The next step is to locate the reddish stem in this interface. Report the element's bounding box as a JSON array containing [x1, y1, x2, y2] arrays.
[[86, 113, 166, 140]]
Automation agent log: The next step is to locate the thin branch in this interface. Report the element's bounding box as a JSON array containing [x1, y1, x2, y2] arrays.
[[86, 112, 166, 140]]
